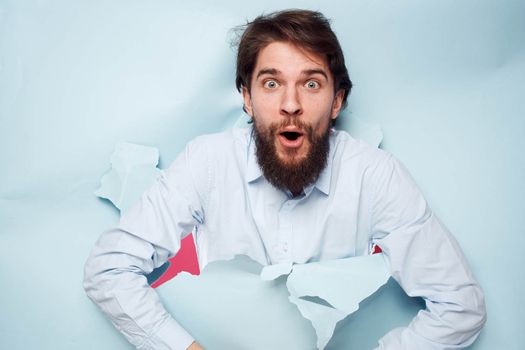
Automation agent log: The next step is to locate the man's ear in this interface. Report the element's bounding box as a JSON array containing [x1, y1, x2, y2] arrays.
[[242, 86, 254, 117], [330, 89, 345, 120]]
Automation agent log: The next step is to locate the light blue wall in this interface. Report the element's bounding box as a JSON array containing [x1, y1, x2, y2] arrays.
[[1, 0, 524, 349]]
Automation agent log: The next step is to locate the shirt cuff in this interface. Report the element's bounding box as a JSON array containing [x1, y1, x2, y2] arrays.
[[139, 316, 195, 350]]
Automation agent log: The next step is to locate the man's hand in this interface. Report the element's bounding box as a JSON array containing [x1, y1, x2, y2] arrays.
[[187, 341, 204, 350]]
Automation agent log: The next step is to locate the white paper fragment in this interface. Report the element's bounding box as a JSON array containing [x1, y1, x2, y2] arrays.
[[260, 261, 293, 281], [286, 254, 390, 349], [95, 142, 161, 212], [288, 296, 348, 349], [346, 116, 383, 147]]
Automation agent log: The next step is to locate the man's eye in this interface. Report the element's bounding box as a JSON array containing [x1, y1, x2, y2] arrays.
[[305, 80, 320, 89], [264, 80, 279, 89]]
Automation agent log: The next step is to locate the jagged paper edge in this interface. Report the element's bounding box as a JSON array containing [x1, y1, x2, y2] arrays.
[[261, 254, 390, 350], [95, 142, 161, 212]]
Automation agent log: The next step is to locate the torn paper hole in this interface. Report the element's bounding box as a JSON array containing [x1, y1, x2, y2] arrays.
[[157, 254, 390, 350], [285, 254, 390, 349]]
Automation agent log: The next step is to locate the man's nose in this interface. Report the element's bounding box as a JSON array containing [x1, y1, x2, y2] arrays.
[[280, 87, 302, 116]]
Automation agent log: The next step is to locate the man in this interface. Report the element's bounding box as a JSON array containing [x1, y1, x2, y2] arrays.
[[84, 9, 486, 350]]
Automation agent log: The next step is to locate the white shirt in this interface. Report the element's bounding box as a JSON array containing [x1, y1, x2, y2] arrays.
[[84, 127, 486, 349]]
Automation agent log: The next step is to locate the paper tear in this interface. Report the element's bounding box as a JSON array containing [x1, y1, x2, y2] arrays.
[[287, 254, 390, 313], [285, 254, 390, 349], [158, 255, 318, 349], [288, 296, 348, 349], [157, 254, 390, 349], [260, 261, 293, 281], [95, 142, 161, 212]]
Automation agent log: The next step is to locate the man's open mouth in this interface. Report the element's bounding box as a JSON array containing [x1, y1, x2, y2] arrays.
[[277, 129, 305, 149], [281, 131, 302, 141]]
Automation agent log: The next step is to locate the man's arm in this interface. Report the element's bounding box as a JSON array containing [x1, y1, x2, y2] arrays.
[[369, 154, 486, 349], [84, 141, 209, 349], [83, 226, 196, 350]]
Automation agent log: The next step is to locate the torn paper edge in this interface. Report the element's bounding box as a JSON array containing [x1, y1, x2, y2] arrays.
[[95, 142, 161, 211], [261, 254, 390, 349]]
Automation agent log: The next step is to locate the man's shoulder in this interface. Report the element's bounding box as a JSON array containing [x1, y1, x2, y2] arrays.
[[332, 130, 415, 188], [168, 128, 249, 180]]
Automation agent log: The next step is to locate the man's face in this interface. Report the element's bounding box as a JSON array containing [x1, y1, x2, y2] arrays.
[[242, 41, 344, 194]]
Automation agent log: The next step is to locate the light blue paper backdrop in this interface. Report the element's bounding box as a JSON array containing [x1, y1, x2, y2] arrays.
[[1, 0, 524, 349]]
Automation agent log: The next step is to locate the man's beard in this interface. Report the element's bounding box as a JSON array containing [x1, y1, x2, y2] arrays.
[[252, 117, 331, 196]]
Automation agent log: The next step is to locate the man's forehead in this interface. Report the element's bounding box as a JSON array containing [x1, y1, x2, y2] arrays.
[[252, 41, 330, 78]]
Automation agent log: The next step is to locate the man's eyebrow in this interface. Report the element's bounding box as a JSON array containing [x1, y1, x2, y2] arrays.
[[256, 68, 281, 79], [255, 68, 329, 80], [302, 69, 328, 80]]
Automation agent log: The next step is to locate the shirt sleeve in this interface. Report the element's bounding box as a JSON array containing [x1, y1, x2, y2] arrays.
[[369, 154, 486, 350], [83, 140, 209, 350]]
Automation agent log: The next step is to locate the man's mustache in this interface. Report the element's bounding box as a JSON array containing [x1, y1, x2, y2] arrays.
[[268, 118, 314, 139]]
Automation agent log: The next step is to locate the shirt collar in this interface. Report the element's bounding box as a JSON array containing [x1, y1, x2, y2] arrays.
[[245, 127, 335, 196]]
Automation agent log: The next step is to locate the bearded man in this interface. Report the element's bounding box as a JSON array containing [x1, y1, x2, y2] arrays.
[[84, 9, 486, 350]]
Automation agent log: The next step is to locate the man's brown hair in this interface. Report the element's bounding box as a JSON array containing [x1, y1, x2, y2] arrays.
[[235, 9, 352, 109]]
